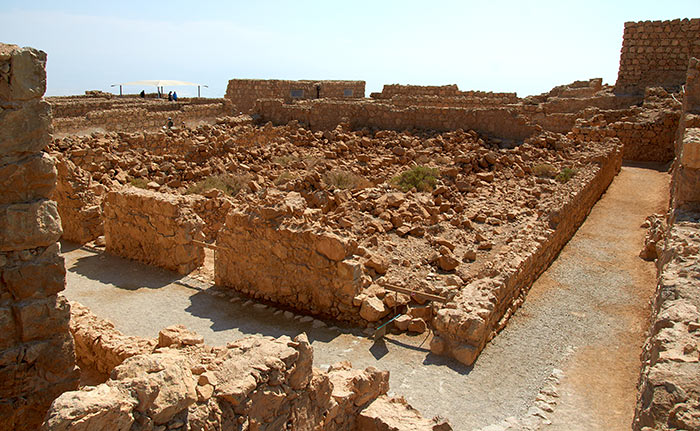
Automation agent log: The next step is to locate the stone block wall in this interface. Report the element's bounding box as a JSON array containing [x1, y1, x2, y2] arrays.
[[226, 79, 366, 113], [370, 83, 517, 101], [633, 57, 700, 431], [254, 98, 537, 142], [615, 18, 700, 95], [103, 188, 205, 274], [215, 192, 366, 321], [0, 43, 79, 430], [49, 96, 232, 135]]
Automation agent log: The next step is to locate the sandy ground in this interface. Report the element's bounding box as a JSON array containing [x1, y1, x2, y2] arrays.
[[61, 164, 669, 430]]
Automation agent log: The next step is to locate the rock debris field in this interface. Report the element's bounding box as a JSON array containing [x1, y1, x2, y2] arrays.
[[61, 162, 669, 430]]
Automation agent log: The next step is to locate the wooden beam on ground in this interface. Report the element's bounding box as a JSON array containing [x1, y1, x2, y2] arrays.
[[379, 282, 448, 303]]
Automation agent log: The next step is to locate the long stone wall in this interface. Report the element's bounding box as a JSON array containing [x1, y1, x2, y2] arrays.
[[215, 191, 366, 322], [0, 43, 79, 430], [254, 98, 537, 142], [371, 83, 517, 101], [49, 96, 232, 135], [633, 58, 700, 431], [226, 79, 366, 113], [103, 188, 205, 274], [615, 18, 700, 95]]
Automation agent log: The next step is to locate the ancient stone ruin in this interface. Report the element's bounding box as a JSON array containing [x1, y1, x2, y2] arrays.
[[1, 16, 700, 431]]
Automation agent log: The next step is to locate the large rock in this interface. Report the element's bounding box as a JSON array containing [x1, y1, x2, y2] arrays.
[[356, 395, 453, 431], [42, 385, 136, 431], [0, 200, 62, 251]]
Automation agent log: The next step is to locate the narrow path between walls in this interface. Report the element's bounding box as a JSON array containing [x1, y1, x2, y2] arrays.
[[61, 164, 668, 430]]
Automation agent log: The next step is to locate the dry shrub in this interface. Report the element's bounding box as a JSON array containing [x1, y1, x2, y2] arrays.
[[186, 174, 250, 196], [323, 169, 368, 190], [532, 163, 557, 178], [556, 167, 577, 183]]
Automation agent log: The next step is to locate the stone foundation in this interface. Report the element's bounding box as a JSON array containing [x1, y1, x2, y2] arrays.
[[0, 42, 78, 430]]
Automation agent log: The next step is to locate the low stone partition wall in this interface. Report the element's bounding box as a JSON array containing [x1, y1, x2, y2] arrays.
[[215, 191, 366, 321], [52, 156, 105, 244], [50, 97, 231, 135], [255, 98, 537, 142], [103, 188, 205, 274], [431, 141, 623, 365], [46, 302, 450, 430], [0, 43, 79, 430]]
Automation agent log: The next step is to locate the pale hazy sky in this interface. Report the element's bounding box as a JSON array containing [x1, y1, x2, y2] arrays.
[[1, 1, 699, 98]]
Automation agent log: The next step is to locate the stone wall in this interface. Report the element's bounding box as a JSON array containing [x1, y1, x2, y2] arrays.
[[215, 190, 366, 322], [52, 156, 105, 244], [254, 98, 537, 142], [615, 18, 700, 95], [371, 83, 517, 101], [0, 43, 79, 430], [226, 79, 366, 113], [49, 96, 232, 135], [44, 303, 451, 431], [633, 58, 700, 431], [103, 188, 205, 274]]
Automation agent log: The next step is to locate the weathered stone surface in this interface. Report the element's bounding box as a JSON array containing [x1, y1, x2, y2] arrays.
[[42, 385, 136, 431], [357, 395, 453, 431], [0, 45, 47, 102], [0, 152, 56, 205], [157, 324, 204, 348], [103, 188, 204, 274], [0, 200, 62, 252], [0, 99, 51, 160], [360, 296, 388, 322]]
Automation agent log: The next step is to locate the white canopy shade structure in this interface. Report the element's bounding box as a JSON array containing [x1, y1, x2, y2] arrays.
[[111, 80, 209, 97]]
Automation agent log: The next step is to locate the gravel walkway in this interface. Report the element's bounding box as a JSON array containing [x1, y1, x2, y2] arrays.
[[61, 164, 668, 430]]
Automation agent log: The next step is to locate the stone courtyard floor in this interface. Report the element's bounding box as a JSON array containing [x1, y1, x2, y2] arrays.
[[62, 164, 669, 430]]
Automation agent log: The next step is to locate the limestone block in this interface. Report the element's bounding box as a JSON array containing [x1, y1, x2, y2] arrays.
[[356, 395, 453, 431], [1, 249, 64, 300], [0, 200, 62, 251], [680, 128, 700, 169], [13, 294, 70, 342], [41, 384, 136, 431], [0, 99, 51, 159], [0, 153, 56, 204], [0, 45, 46, 102]]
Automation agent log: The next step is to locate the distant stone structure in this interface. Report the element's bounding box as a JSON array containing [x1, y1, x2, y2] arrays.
[[225, 79, 365, 113]]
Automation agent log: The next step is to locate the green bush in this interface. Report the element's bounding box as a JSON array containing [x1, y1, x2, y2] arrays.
[[556, 167, 577, 183], [392, 166, 439, 192], [532, 163, 557, 178], [323, 169, 367, 190], [186, 174, 249, 196]]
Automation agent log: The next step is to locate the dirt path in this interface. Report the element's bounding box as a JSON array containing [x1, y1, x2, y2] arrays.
[[61, 164, 668, 430]]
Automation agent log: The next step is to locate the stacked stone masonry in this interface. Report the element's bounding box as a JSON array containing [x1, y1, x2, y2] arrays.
[[43, 303, 452, 431], [226, 79, 366, 113], [0, 43, 79, 430], [49, 95, 232, 135], [633, 57, 700, 431], [615, 18, 700, 95], [102, 188, 206, 274]]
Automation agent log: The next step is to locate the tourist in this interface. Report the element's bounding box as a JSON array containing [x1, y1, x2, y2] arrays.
[[166, 117, 173, 128], [168, 91, 173, 101], [139, 90, 145, 98], [173, 91, 178, 101]]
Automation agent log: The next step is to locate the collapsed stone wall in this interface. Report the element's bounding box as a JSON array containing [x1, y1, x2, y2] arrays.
[[45, 303, 451, 431], [102, 188, 205, 274], [615, 18, 700, 95], [226, 79, 366, 113], [633, 58, 700, 431], [254, 98, 537, 142], [49, 96, 232, 135], [215, 190, 366, 322], [0, 43, 79, 430]]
